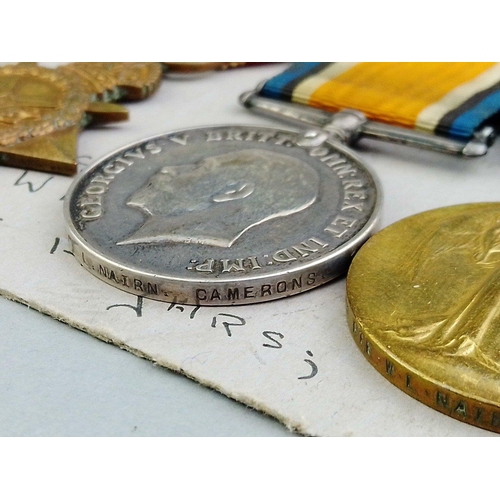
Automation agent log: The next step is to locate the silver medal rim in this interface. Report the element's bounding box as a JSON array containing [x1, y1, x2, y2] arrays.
[[64, 124, 382, 301]]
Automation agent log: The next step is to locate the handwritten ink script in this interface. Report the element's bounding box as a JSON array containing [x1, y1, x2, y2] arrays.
[[105, 295, 319, 380]]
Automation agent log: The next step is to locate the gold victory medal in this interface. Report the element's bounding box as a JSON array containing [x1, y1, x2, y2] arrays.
[[346, 203, 500, 433], [0, 63, 163, 175]]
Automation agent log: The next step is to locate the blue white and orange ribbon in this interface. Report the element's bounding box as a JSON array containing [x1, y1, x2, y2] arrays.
[[261, 62, 500, 140]]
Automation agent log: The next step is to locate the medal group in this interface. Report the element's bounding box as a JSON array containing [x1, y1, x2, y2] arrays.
[[3, 61, 500, 434]]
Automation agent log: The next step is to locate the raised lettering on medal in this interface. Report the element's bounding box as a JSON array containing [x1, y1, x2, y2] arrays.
[[66, 125, 378, 306]]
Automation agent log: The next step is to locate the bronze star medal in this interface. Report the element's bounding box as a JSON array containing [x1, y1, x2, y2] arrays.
[[0, 62, 163, 175]]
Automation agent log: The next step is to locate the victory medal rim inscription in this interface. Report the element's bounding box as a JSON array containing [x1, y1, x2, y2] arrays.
[[346, 203, 500, 433], [65, 125, 380, 305]]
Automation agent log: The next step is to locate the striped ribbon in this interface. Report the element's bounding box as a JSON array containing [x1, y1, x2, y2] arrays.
[[260, 63, 500, 140]]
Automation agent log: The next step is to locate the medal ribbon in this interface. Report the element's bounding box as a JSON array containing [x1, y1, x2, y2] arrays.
[[260, 62, 500, 141]]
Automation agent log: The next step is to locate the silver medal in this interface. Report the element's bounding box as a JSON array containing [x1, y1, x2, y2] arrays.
[[65, 125, 380, 305]]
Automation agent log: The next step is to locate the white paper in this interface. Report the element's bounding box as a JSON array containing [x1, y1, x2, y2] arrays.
[[0, 64, 497, 436]]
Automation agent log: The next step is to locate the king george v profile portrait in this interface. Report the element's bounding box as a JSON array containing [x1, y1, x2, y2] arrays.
[[117, 149, 320, 248]]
